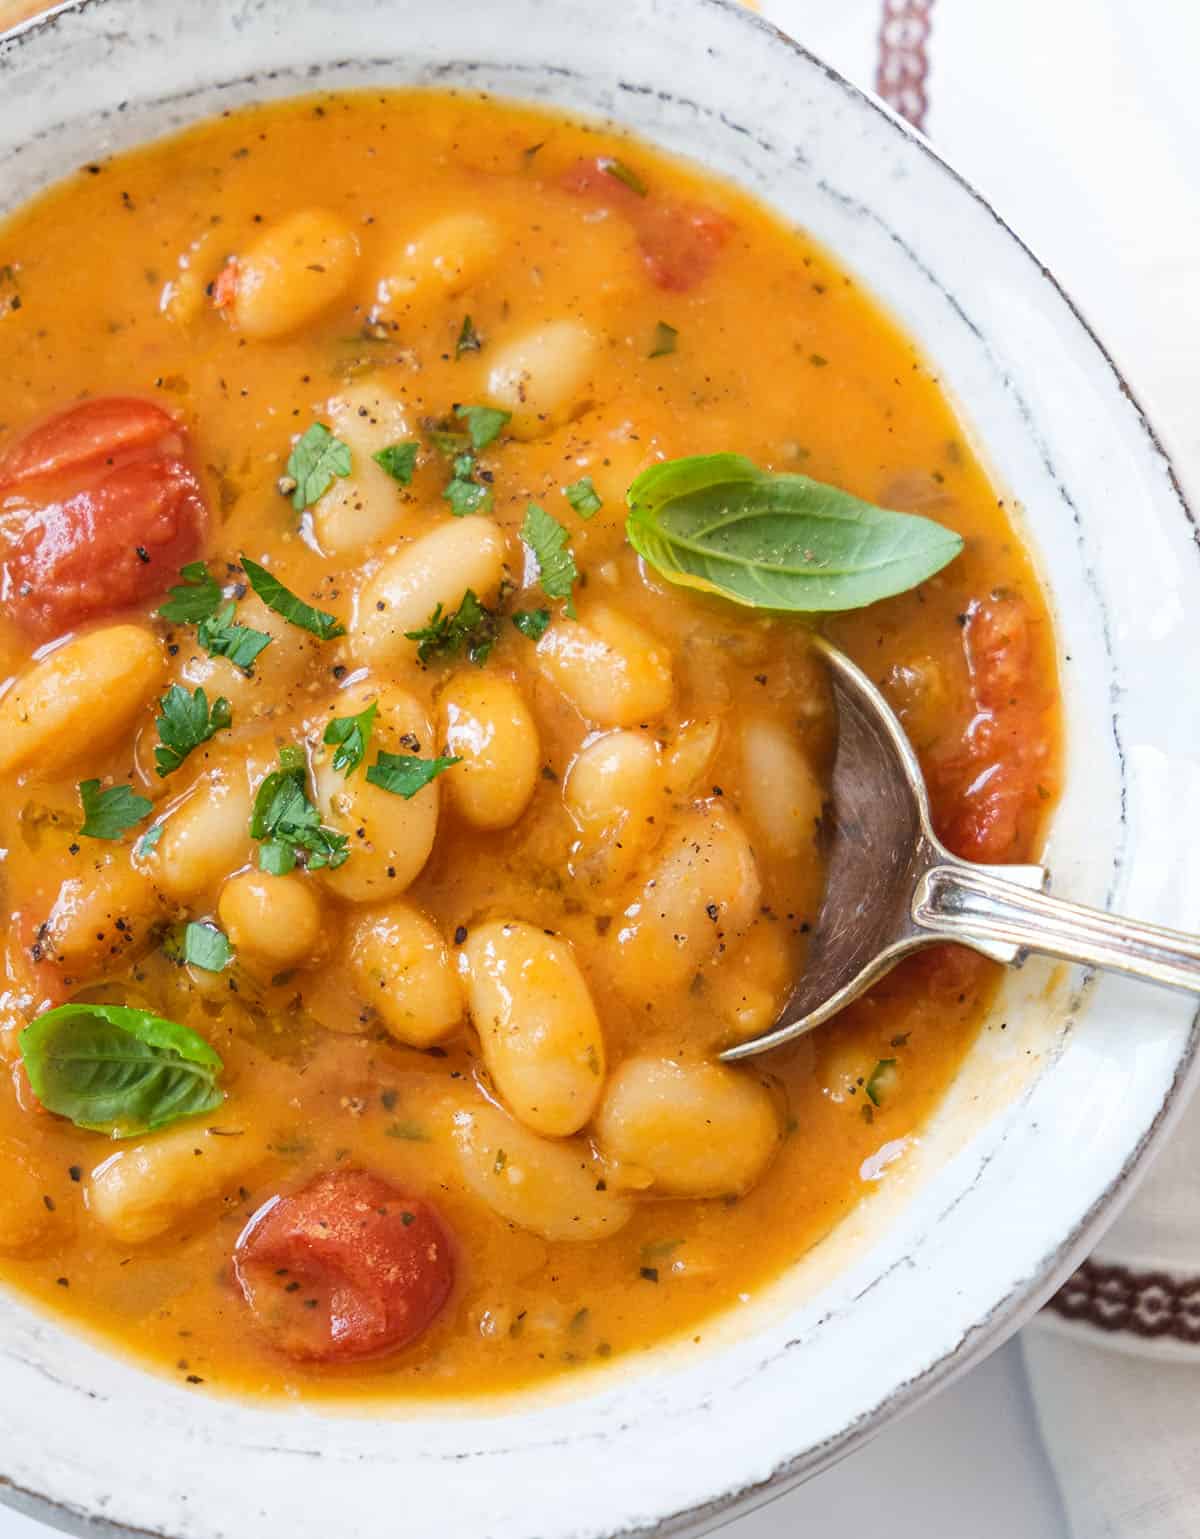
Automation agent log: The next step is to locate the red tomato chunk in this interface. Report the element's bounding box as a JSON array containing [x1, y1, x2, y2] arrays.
[[234, 1169, 456, 1363], [0, 396, 207, 639]]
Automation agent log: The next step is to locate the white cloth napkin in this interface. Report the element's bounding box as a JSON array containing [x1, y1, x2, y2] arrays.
[[757, 1, 1200, 1534]]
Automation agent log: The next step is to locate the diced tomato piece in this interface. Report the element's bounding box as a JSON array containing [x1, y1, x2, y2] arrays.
[[234, 1169, 456, 1363], [560, 156, 734, 292], [211, 259, 239, 310], [636, 202, 734, 293], [0, 396, 207, 639], [926, 593, 1053, 863]]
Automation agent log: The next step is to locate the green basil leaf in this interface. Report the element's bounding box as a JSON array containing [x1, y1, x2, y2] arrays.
[[600, 157, 648, 196], [649, 321, 677, 358], [512, 608, 551, 641], [154, 684, 232, 777], [286, 422, 352, 510], [366, 751, 460, 799], [625, 453, 964, 612], [455, 314, 482, 358], [520, 502, 578, 616], [78, 780, 152, 841], [323, 701, 378, 776], [20, 1002, 224, 1136], [196, 601, 272, 673], [563, 477, 602, 518], [159, 561, 222, 624], [183, 921, 233, 973], [241, 555, 345, 640], [374, 441, 419, 486], [453, 403, 510, 451]]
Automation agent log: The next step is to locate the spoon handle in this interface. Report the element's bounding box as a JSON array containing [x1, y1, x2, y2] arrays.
[[914, 863, 1200, 995]]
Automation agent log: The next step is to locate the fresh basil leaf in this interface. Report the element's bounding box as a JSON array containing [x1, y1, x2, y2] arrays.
[[444, 475, 493, 517], [78, 780, 152, 841], [600, 157, 648, 196], [512, 608, 551, 641], [366, 751, 460, 799], [250, 750, 350, 871], [241, 555, 345, 640], [196, 601, 272, 673], [454, 403, 510, 451], [520, 502, 579, 616], [159, 561, 221, 624], [625, 453, 964, 612], [404, 590, 499, 666], [323, 701, 378, 776], [286, 422, 352, 510], [456, 314, 481, 358], [183, 921, 233, 973], [20, 1002, 224, 1136], [649, 321, 677, 358], [154, 684, 232, 778], [373, 441, 419, 486], [563, 476, 602, 518]]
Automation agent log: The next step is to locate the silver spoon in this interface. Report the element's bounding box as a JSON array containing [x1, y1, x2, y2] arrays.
[[722, 635, 1200, 1062]]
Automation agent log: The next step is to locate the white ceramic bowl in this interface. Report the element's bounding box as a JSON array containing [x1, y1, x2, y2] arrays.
[[2, 2, 1198, 1536]]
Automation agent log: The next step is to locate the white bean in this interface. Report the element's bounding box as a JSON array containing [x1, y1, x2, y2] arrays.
[[218, 870, 323, 968], [310, 681, 439, 902], [231, 208, 359, 340], [348, 903, 463, 1047], [462, 921, 605, 1137], [175, 592, 321, 722], [486, 320, 597, 437], [313, 384, 415, 555], [594, 1056, 781, 1196], [373, 212, 500, 317], [33, 853, 164, 983], [564, 729, 663, 885], [739, 717, 825, 859], [0, 625, 163, 777], [352, 518, 509, 667], [149, 762, 255, 903], [88, 1123, 268, 1244], [535, 605, 672, 728], [441, 673, 540, 830], [611, 802, 761, 990], [450, 1101, 632, 1241]]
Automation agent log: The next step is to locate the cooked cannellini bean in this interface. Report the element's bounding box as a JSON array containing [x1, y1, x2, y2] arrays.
[[0, 625, 163, 778], [441, 673, 539, 830], [450, 1101, 632, 1241], [665, 718, 722, 797], [486, 320, 596, 437], [88, 1124, 268, 1244], [462, 921, 605, 1137], [312, 384, 415, 555], [739, 718, 825, 858], [564, 729, 662, 884], [611, 803, 760, 990], [149, 763, 255, 902], [352, 518, 509, 667], [218, 870, 323, 968], [535, 606, 672, 728], [176, 592, 321, 722], [33, 853, 165, 982], [373, 212, 500, 317], [706, 921, 794, 1043], [348, 903, 463, 1047], [310, 681, 439, 902], [230, 208, 359, 340], [594, 1057, 782, 1197]]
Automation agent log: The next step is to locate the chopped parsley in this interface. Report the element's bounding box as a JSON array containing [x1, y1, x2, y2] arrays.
[[520, 502, 579, 616], [159, 561, 221, 624], [512, 608, 551, 641], [373, 441, 419, 486], [77, 780, 152, 841], [136, 822, 166, 857], [366, 752, 460, 799], [404, 589, 500, 666], [250, 748, 349, 874], [455, 314, 482, 358], [649, 321, 678, 358], [563, 476, 602, 518], [865, 1058, 898, 1108], [183, 921, 233, 973], [154, 685, 232, 777], [285, 422, 352, 510], [600, 157, 648, 196], [196, 601, 272, 673], [241, 556, 345, 640], [323, 702, 377, 776], [454, 403, 510, 451], [443, 460, 493, 516]]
